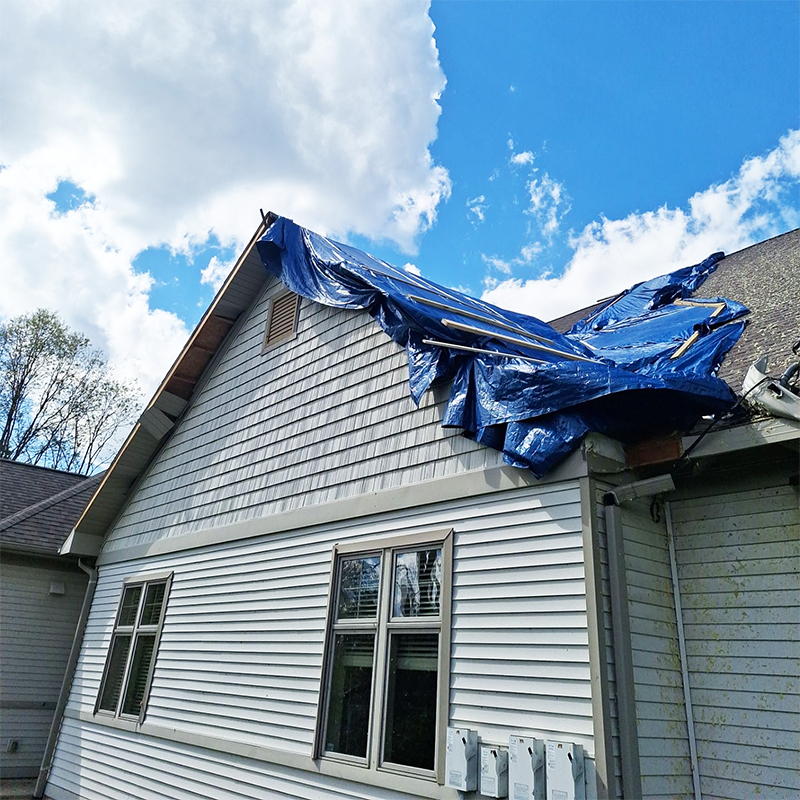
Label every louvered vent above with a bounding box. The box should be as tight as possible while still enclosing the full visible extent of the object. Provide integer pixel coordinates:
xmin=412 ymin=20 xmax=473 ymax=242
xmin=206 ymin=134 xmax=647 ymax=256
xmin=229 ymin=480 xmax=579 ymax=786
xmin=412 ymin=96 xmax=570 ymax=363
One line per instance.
xmin=264 ymin=291 xmax=299 ymax=348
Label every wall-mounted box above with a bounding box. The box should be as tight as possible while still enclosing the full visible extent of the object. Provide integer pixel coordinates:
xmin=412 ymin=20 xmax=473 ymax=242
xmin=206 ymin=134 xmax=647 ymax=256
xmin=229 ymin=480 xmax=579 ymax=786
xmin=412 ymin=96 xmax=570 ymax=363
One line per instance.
xmin=445 ymin=727 xmax=478 ymax=792
xmin=509 ymin=736 xmax=545 ymax=800
xmin=480 ymin=744 xmax=509 ymax=798
xmin=545 ymin=740 xmax=584 ymax=800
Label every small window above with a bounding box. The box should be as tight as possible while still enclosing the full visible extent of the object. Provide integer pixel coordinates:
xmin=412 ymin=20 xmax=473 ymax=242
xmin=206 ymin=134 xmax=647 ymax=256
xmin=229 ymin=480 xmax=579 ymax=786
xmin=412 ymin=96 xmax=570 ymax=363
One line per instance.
xmin=317 ymin=532 xmax=452 ymax=783
xmin=95 ymin=573 xmax=172 ymax=721
xmin=263 ymin=290 xmax=300 ymax=350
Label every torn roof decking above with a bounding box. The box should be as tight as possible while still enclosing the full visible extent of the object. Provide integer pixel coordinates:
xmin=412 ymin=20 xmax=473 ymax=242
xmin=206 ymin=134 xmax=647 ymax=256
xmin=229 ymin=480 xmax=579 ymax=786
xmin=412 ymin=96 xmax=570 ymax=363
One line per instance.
xmin=68 ymin=219 xmax=799 ymax=551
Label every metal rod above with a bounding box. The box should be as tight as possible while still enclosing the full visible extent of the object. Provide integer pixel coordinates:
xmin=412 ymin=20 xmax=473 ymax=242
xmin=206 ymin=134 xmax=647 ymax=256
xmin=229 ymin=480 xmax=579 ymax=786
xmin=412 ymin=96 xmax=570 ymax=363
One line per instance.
xmin=422 ymin=338 xmax=545 ymax=363
xmin=441 ymin=319 xmax=598 ymax=363
xmin=665 ymin=501 xmax=703 ymax=800
xmin=408 ymin=294 xmax=554 ymax=344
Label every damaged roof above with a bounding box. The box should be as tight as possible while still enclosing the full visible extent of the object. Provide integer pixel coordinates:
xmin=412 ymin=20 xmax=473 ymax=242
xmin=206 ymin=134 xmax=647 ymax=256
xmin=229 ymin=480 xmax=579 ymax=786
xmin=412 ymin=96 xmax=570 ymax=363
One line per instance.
xmin=65 ymin=217 xmax=799 ymax=554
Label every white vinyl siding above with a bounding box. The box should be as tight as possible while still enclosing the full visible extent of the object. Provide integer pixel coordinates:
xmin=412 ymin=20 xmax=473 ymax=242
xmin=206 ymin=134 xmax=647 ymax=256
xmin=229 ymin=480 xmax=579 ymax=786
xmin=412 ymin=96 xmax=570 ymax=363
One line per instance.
xmin=0 ymin=559 xmax=87 ymax=777
xmin=102 ymin=280 xmax=504 ymax=554
xmin=48 ymin=480 xmax=595 ymax=800
xmin=670 ymin=478 xmax=800 ymax=800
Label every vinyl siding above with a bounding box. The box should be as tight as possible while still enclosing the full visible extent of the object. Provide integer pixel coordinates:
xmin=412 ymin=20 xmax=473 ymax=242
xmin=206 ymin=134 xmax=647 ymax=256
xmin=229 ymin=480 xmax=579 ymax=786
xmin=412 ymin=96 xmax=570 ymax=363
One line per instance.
xmin=102 ymin=279 xmax=504 ymax=554
xmin=48 ymin=480 xmax=596 ymax=800
xmin=0 ymin=558 xmax=87 ymax=777
xmin=670 ymin=470 xmax=800 ymax=800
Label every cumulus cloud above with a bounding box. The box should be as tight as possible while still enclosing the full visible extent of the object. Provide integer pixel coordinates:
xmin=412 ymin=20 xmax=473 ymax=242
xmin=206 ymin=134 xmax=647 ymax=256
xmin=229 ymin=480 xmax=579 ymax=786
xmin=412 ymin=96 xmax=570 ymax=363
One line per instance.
xmin=0 ymin=0 xmax=449 ymax=395
xmin=510 ymin=151 xmax=535 ymax=167
xmin=483 ymin=129 xmax=800 ymax=321
xmin=526 ymin=173 xmax=571 ymax=239
xmin=404 ymin=263 xmax=422 ymax=276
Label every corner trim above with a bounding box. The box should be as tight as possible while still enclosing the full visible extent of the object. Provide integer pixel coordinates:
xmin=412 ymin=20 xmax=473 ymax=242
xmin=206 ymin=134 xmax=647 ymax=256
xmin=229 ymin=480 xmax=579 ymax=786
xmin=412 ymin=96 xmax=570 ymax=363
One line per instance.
xmin=580 ymin=476 xmax=615 ymax=799
xmin=97 ymin=453 xmax=588 ymax=565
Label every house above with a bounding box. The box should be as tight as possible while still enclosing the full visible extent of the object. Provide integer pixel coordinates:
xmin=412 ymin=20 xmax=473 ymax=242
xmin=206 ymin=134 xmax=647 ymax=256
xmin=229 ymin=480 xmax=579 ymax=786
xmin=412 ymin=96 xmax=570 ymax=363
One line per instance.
xmin=0 ymin=460 xmax=102 ymax=780
xmin=39 ymin=216 xmax=798 ymax=800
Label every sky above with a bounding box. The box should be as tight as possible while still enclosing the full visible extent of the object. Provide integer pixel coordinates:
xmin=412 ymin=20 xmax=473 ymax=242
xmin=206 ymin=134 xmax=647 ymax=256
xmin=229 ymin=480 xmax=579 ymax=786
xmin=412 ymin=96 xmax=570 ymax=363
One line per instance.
xmin=1 ymin=0 xmax=798 ymax=403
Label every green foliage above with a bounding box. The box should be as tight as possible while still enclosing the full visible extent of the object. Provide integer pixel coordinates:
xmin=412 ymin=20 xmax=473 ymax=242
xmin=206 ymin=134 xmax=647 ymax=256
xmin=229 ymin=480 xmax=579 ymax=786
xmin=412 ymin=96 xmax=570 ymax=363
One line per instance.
xmin=0 ymin=309 xmax=141 ymax=474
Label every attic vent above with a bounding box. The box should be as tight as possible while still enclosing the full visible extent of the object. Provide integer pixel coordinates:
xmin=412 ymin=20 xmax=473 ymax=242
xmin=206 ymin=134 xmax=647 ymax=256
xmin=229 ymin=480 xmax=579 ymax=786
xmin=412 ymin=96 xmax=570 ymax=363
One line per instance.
xmin=264 ymin=291 xmax=300 ymax=350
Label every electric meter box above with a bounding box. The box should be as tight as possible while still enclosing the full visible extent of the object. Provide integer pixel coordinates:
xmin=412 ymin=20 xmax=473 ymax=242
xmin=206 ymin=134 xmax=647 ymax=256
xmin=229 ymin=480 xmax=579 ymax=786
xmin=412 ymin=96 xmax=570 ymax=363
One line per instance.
xmin=508 ymin=736 xmax=545 ymax=800
xmin=545 ymin=740 xmax=585 ymax=800
xmin=480 ymin=744 xmax=509 ymax=798
xmin=445 ymin=727 xmax=478 ymax=792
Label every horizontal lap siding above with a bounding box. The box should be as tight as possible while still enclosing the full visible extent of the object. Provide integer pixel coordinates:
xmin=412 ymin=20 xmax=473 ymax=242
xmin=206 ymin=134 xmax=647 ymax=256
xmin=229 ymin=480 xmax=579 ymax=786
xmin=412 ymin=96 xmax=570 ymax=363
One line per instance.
xmin=51 ymin=481 xmax=592 ymax=799
xmin=103 ymin=282 xmax=503 ymax=553
xmin=0 ymin=561 xmax=87 ymax=776
xmin=621 ymin=499 xmax=694 ymax=800
xmin=671 ymin=481 xmax=800 ymax=800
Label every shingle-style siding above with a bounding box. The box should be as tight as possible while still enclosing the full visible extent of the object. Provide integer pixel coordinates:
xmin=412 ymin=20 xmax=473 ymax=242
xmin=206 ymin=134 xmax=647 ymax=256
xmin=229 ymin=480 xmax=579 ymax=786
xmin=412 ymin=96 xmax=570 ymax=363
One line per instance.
xmin=102 ymin=278 xmax=505 ymax=554
xmin=670 ymin=458 xmax=800 ymax=800
xmin=0 ymin=556 xmax=88 ymax=777
xmin=620 ymin=498 xmax=694 ymax=800
xmin=50 ymin=480 xmax=596 ymax=800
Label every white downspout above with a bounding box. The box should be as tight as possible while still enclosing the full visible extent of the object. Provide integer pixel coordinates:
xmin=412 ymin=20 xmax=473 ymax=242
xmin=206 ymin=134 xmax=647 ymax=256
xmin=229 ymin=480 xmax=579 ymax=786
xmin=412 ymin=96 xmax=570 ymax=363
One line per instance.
xmin=665 ymin=502 xmax=702 ymax=800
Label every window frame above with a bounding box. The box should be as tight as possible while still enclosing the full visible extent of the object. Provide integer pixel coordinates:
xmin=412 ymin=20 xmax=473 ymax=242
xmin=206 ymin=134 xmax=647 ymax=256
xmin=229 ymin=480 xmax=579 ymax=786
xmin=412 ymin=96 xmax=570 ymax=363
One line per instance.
xmin=94 ymin=570 xmax=173 ymax=724
xmin=314 ymin=529 xmax=453 ymax=786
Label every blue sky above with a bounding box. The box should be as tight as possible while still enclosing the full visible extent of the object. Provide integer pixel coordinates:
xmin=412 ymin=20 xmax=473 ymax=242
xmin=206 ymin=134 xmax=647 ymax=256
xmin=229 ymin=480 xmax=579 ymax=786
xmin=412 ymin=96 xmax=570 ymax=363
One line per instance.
xmin=2 ymin=0 xmax=798 ymax=396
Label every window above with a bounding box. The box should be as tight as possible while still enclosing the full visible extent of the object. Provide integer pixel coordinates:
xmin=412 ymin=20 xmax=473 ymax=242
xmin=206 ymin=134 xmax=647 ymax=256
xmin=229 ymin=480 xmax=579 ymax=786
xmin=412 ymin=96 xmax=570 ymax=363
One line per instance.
xmin=95 ymin=572 xmax=172 ymax=721
xmin=263 ymin=290 xmax=300 ymax=350
xmin=317 ymin=531 xmax=453 ymax=783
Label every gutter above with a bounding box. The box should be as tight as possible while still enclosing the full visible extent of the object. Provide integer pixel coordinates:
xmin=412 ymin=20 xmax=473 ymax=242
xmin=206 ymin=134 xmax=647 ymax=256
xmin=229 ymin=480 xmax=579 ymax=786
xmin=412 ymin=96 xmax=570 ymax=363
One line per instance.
xmin=34 ymin=558 xmax=98 ymax=799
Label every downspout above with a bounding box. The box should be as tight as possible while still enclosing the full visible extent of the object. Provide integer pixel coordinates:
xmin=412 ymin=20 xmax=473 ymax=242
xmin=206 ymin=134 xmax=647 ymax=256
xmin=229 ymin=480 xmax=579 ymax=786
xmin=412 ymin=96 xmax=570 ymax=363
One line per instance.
xmin=602 ymin=473 xmax=675 ymax=800
xmin=665 ymin=502 xmax=702 ymax=800
xmin=602 ymin=495 xmax=643 ymax=800
xmin=34 ymin=558 xmax=98 ymax=799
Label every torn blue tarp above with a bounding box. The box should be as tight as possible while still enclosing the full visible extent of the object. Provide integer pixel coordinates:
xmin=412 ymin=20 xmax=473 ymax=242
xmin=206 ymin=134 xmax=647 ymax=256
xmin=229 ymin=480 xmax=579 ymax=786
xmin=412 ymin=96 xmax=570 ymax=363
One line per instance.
xmin=257 ymin=216 xmax=748 ymax=477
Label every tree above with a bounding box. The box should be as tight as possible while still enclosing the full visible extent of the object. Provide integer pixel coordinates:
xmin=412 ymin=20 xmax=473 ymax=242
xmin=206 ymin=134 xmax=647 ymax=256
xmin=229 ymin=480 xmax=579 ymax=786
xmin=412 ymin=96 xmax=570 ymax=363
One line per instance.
xmin=0 ymin=309 xmax=142 ymax=474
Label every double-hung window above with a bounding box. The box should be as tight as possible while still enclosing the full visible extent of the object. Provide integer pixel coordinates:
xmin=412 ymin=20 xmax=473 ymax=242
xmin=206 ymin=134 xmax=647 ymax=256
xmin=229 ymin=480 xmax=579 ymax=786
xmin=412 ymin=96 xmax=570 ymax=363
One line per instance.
xmin=317 ymin=530 xmax=453 ymax=783
xmin=95 ymin=572 xmax=172 ymax=722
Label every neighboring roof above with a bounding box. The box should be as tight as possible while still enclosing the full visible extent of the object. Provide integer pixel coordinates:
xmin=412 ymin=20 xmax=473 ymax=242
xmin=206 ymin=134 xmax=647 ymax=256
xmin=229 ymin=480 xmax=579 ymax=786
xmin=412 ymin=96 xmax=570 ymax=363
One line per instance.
xmin=0 ymin=460 xmax=102 ymax=556
xmin=65 ymin=217 xmax=799 ymax=556
xmin=549 ymin=228 xmax=800 ymax=390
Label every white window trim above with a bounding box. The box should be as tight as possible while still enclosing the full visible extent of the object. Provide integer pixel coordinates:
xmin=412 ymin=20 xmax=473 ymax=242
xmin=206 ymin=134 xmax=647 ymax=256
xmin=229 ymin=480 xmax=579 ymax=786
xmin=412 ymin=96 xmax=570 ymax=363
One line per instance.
xmin=314 ymin=529 xmax=454 ymax=786
xmin=94 ymin=572 xmax=173 ymax=724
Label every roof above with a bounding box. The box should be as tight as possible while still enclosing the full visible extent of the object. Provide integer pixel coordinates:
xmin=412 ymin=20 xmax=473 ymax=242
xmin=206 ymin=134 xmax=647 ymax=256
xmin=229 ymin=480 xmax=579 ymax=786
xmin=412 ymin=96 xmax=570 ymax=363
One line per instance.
xmin=65 ymin=218 xmax=799 ymax=556
xmin=0 ymin=460 xmax=103 ymax=556
xmin=549 ymin=228 xmax=800 ymax=391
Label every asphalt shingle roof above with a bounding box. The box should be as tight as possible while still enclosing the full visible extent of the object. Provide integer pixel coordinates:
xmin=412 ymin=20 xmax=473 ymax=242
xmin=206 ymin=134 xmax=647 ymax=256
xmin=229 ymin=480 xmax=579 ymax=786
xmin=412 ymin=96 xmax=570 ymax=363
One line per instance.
xmin=548 ymin=228 xmax=800 ymax=392
xmin=0 ymin=460 xmax=102 ymax=555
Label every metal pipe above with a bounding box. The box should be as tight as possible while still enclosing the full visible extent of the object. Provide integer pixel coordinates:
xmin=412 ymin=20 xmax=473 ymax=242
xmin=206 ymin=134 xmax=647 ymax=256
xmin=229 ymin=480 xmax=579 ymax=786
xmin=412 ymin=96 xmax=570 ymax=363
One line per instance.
xmin=665 ymin=502 xmax=703 ymax=800
xmin=421 ymin=338 xmax=545 ymax=363
xmin=408 ymin=293 xmax=555 ymax=344
xmin=34 ymin=558 xmax=98 ymax=798
xmin=602 ymin=496 xmax=643 ymax=800
xmin=441 ymin=319 xmax=598 ymax=363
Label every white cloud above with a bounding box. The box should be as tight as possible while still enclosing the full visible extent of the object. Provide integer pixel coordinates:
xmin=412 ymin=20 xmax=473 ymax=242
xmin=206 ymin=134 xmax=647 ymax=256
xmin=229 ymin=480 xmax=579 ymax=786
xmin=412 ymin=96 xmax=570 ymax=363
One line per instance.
xmin=510 ymin=151 xmax=534 ymax=166
xmin=481 ymin=254 xmax=513 ymax=276
xmin=0 ymin=0 xmax=449 ymax=397
xmin=526 ymin=173 xmax=571 ymax=239
xmin=200 ymin=255 xmax=236 ymax=292
xmin=483 ymin=129 xmax=800 ymax=321
xmin=467 ymin=194 xmax=488 ymax=224
xmin=404 ymin=263 xmax=421 ymax=276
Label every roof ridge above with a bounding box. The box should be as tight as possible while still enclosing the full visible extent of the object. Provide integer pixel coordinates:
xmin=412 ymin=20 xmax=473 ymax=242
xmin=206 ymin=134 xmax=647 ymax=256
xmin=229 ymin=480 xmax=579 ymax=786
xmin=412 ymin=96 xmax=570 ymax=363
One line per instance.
xmin=0 ymin=472 xmax=103 ymax=533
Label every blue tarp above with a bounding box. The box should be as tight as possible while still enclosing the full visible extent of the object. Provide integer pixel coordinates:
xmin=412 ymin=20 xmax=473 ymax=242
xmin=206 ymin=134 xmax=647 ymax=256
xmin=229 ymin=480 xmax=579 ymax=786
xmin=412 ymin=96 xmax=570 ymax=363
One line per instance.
xmin=257 ymin=217 xmax=748 ymax=476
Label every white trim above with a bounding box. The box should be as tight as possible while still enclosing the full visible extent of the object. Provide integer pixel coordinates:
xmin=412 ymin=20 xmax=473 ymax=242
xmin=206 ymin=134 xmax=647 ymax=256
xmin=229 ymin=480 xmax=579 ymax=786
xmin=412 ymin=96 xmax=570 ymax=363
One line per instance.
xmin=682 ymin=416 xmax=800 ymax=458
xmin=64 ymin=709 xmax=458 ymax=799
xmin=97 ymin=454 xmax=587 ymax=565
